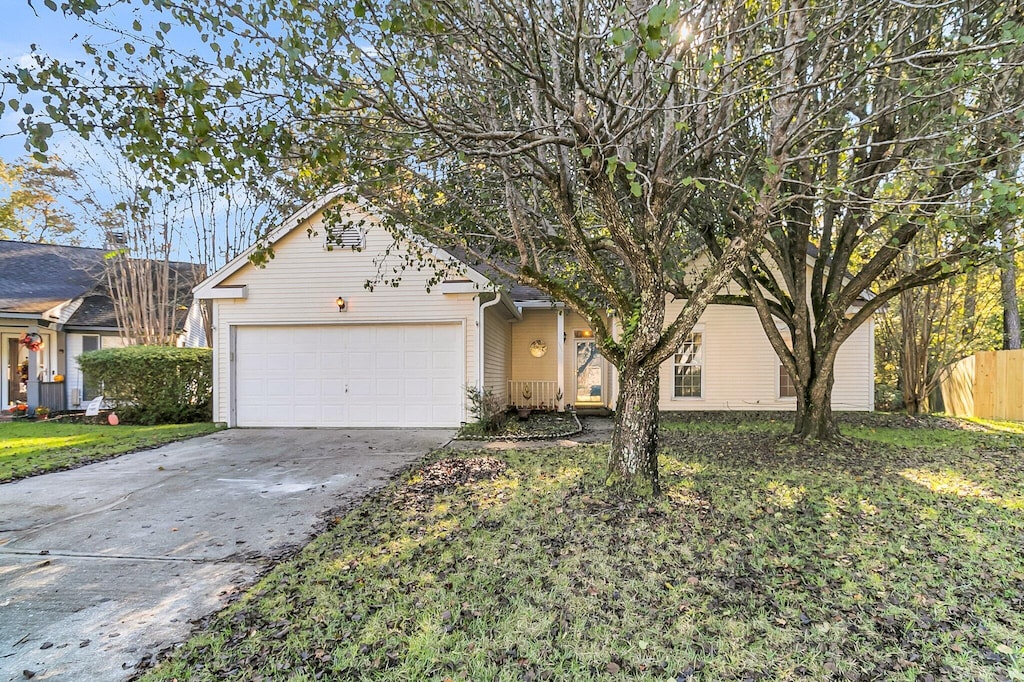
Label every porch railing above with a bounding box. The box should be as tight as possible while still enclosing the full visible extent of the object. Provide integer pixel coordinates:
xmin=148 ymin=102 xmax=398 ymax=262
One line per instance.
xmin=39 ymin=381 xmax=66 ymax=412
xmin=507 ymin=380 xmax=560 ymax=410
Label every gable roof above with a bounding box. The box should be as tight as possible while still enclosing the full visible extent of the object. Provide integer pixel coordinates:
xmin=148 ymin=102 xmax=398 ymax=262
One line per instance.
xmin=192 ymin=192 xmax=873 ymax=309
xmin=193 ymin=191 xmax=497 ymax=296
xmin=0 ymin=239 xmax=204 ymax=329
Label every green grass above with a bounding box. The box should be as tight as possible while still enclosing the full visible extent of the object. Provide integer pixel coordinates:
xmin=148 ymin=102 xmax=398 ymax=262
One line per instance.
xmin=0 ymin=421 xmax=221 ymax=482
xmin=143 ymin=416 xmax=1024 ymax=681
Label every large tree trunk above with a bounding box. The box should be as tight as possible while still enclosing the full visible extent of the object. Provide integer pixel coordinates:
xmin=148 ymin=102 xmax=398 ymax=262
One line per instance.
xmin=792 ymin=364 xmax=839 ymax=441
xmin=1001 ymin=235 xmax=1020 ymax=349
xmin=608 ymin=364 xmax=661 ymax=497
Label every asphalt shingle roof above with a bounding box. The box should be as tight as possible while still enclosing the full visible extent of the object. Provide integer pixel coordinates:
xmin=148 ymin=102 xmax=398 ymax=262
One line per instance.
xmin=0 ymin=240 xmax=106 ymax=314
xmin=0 ymin=240 xmax=204 ymax=328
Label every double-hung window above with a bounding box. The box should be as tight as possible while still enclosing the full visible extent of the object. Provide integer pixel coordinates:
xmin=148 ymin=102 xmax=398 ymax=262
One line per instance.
xmin=673 ymin=330 xmax=703 ymax=398
xmin=777 ymin=328 xmax=797 ymax=398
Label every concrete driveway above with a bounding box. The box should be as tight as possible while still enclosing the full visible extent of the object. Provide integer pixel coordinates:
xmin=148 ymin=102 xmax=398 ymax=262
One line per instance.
xmin=0 ymin=428 xmax=451 ymax=681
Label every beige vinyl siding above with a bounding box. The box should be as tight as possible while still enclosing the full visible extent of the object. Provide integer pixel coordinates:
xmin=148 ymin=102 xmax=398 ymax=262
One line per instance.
xmin=209 ymin=209 xmax=479 ymax=424
xmin=483 ymin=305 xmax=511 ymax=405
xmin=509 ymin=309 xmax=559 ymax=382
xmin=832 ymin=317 xmax=874 ymax=411
xmin=648 ymin=303 xmax=873 ymax=411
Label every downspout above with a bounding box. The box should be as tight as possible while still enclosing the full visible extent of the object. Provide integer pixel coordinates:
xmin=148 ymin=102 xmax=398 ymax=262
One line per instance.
xmin=477 ymin=292 xmax=503 ymax=394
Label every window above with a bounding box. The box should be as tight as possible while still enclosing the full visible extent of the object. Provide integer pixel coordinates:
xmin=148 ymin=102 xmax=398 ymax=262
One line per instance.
xmin=779 ymin=364 xmax=797 ymax=398
xmin=324 ymin=224 xmax=365 ymax=250
xmin=81 ymin=335 xmax=100 ymax=401
xmin=777 ymin=328 xmax=797 ymax=398
xmin=674 ymin=331 xmax=703 ymax=398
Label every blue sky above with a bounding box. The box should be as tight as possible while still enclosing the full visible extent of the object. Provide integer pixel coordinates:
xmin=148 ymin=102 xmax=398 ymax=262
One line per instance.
xmin=0 ymin=2 xmax=105 ymax=160
xmin=0 ymin=2 xmax=215 ymax=252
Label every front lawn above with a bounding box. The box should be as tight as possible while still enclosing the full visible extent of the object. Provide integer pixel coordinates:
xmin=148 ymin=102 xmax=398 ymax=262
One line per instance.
xmin=143 ymin=415 xmax=1024 ymax=681
xmin=0 ymin=421 xmax=221 ymax=482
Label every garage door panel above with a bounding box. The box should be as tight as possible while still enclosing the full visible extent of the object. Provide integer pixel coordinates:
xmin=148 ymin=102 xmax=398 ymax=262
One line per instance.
xmin=293 ymin=352 xmax=318 ymax=370
xmin=266 ymin=378 xmax=293 ymax=395
xmin=348 ymin=378 xmax=374 ymax=398
xmin=293 ymin=379 xmax=318 ymax=397
xmin=235 ymin=324 xmax=463 ymax=427
xmin=405 ymin=378 xmax=431 ymax=399
xmin=321 ymin=352 xmax=347 ymax=369
xmin=403 ymin=350 xmax=429 ymax=369
xmin=375 ymin=351 xmax=401 ymax=370
xmin=432 ymin=350 xmax=457 ymax=369
xmin=377 ymin=379 xmax=401 ymax=397
xmin=347 ymin=351 xmax=375 ymax=370
xmin=405 ymin=404 xmax=432 ymax=424
xmin=321 ymin=381 xmax=346 ymax=398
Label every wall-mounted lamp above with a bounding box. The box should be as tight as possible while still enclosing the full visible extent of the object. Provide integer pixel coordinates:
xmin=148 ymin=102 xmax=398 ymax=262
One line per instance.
xmin=336 ymin=296 xmax=348 ymax=312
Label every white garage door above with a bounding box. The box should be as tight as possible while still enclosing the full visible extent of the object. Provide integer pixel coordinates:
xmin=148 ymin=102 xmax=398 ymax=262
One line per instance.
xmin=233 ymin=324 xmax=463 ymax=427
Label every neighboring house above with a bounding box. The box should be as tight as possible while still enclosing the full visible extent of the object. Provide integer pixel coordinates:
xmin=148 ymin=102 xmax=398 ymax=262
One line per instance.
xmin=194 ymin=195 xmax=875 ymax=428
xmin=0 ymin=240 xmax=206 ymax=411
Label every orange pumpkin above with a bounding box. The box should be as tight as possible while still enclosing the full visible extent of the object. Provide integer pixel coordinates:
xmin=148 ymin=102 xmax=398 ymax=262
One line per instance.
xmin=53 ymin=375 xmax=64 ymax=382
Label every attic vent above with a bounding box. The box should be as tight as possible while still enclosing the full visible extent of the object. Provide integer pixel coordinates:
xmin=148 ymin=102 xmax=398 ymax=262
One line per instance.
xmin=106 ymin=231 xmax=128 ymax=246
xmin=324 ymin=225 xmax=365 ymax=250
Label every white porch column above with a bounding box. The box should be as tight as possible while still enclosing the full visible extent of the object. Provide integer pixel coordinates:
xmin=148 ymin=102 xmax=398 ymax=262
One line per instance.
xmin=556 ymin=309 xmax=565 ymax=410
xmin=26 ymin=325 xmax=39 ymax=412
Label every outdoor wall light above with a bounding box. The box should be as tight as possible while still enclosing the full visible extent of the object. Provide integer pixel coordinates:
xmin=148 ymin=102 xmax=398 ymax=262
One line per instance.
xmin=336 ymin=296 xmax=348 ymax=312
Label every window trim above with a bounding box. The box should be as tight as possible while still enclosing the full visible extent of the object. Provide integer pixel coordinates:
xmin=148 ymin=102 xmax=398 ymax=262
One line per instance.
xmin=775 ymin=327 xmax=797 ymax=400
xmin=672 ymin=326 xmax=705 ymax=400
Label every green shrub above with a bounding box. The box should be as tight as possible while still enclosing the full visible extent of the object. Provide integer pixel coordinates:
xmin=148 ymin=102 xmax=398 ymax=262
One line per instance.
xmin=465 ymin=386 xmax=506 ymax=434
xmin=79 ymin=346 xmax=212 ymax=424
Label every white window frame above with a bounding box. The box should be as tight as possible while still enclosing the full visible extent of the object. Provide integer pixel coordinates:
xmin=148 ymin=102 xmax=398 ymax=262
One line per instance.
xmin=775 ymin=327 xmax=797 ymax=400
xmin=324 ymin=224 xmax=366 ymax=250
xmin=672 ymin=326 xmax=705 ymax=400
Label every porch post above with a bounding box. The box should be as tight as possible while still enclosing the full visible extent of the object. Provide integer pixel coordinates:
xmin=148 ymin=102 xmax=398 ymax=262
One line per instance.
xmin=26 ymin=325 xmax=40 ymax=412
xmin=556 ymin=309 xmax=565 ymax=411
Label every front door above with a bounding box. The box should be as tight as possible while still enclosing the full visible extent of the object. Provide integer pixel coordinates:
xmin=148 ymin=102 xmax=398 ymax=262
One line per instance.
xmin=5 ymin=337 xmax=28 ymax=405
xmin=575 ymin=339 xmax=603 ymax=405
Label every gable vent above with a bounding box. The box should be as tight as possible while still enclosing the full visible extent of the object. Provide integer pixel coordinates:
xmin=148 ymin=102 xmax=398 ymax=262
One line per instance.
xmin=325 ymin=225 xmax=365 ymax=250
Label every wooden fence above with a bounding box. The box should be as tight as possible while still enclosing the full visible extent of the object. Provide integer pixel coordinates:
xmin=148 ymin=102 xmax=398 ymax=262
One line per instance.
xmin=940 ymin=350 xmax=1024 ymax=420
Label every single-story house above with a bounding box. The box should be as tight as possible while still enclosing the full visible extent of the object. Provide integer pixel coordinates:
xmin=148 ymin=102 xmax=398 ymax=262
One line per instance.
xmin=193 ymin=195 xmax=874 ymax=428
xmin=1 ymin=240 xmax=206 ymax=412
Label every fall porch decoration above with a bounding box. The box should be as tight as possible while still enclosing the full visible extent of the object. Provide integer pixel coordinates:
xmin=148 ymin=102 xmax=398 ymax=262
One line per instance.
xmin=19 ymin=332 xmax=44 ymax=352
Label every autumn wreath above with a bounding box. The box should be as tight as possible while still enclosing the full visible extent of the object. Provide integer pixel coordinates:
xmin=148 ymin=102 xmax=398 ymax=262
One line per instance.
xmin=19 ymin=332 xmax=44 ymax=352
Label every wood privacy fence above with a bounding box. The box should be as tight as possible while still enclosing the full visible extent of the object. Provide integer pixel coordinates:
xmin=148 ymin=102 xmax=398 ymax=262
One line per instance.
xmin=940 ymin=350 xmax=1024 ymax=420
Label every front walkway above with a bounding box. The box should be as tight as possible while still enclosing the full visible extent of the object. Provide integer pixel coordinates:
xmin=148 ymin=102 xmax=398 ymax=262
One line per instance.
xmin=0 ymin=428 xmax=451 ymax=681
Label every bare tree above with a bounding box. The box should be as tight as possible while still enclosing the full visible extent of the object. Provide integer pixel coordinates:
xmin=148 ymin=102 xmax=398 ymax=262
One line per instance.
xmin=181 ymin=174 xmax=295 ymax=345
xmin=70 ymin=146 xmax=200 ymax=346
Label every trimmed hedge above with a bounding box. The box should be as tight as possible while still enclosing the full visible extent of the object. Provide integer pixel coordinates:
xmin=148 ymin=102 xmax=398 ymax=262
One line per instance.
xmin=79 ymin=346 xmax=213 ymax=424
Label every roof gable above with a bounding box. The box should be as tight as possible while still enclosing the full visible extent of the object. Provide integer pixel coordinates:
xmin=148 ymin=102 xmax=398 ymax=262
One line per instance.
xmin=194 ymin=194 xmax=496 ymax=297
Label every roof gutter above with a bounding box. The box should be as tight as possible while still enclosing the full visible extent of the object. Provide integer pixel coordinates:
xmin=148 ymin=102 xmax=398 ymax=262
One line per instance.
xmin=477 ymin=293 xmax=504 ymax=394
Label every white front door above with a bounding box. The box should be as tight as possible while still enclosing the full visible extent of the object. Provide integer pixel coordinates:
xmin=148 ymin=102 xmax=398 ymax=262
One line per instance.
xmin=233 ymin=324 xmax=463 ymax=427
